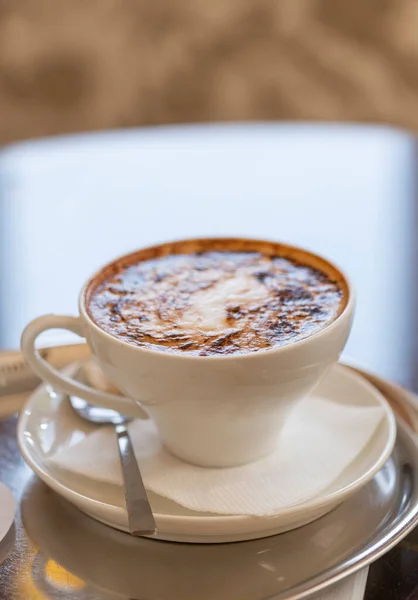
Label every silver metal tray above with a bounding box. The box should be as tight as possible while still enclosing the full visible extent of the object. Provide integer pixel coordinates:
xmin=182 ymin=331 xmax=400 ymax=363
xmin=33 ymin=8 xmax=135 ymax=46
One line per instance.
xmin=1 ymin=365 xmax=418 ymax=600
xmin=17 ymin=420 xmax=418 ymax=599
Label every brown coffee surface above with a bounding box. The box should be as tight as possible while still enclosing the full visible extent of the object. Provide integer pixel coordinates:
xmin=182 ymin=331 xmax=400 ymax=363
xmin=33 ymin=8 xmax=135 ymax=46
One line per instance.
xmin=87 ymin=247 xmax=345 ymax=356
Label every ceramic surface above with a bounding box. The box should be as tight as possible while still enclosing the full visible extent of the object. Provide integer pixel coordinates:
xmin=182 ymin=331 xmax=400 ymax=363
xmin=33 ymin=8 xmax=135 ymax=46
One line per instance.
xmin=17 ymin=361 xmax=395 ymax=543
xmin=20 ymin=238 xmax=355 ymax=467
xmin=0 ymin=483 xmax=15 ymax=547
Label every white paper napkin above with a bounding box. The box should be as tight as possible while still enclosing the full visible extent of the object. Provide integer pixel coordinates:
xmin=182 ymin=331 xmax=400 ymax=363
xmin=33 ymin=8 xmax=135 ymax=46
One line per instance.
xmin=49 ymin=395 xmax=384 ymax=516
xmin=312 ymin=568 xmax=369 ymax=600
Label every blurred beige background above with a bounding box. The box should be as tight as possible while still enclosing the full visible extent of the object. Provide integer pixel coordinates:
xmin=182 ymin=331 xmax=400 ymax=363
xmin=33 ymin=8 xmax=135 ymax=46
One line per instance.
xmin=1 ymin=0 xmax=418 ymax=145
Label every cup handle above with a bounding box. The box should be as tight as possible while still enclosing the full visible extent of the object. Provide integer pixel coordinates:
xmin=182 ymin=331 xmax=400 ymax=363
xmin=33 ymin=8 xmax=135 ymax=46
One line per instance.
xmin=21 ymin=314 xmax=148 ymax=419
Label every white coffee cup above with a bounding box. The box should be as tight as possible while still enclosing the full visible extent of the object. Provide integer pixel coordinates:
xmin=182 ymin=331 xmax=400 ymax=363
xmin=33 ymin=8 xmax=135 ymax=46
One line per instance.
xmin=21 ymin=238 xmax=354 ymax=467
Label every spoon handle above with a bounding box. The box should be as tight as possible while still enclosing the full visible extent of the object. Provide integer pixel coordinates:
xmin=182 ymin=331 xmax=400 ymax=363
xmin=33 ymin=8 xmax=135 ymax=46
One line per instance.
xmin=114 ymin=423 xmax=157 ymax=536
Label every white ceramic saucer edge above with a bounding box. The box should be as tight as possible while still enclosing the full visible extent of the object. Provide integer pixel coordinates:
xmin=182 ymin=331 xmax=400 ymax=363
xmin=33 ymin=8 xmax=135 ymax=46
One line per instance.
xmin=0 ymin=483 xmax=15 ymax=545
xmin=17 ymin=361 xmax=396 ymax=543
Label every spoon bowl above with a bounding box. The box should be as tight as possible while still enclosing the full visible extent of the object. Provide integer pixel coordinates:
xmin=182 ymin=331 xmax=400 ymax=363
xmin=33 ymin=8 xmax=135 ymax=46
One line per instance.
xmin=70 ymin=395 xmax=129 ymax=426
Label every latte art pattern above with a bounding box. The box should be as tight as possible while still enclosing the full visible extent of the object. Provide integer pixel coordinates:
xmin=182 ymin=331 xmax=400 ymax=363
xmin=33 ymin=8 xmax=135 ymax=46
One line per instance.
xmin=88 ymin=251 xmax=344 ymax=356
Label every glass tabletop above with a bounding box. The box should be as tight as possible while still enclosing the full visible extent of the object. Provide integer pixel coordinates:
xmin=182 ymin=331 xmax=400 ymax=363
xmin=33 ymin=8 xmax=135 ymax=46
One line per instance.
xmin=1 ymin=122 xmax=418 ymax=598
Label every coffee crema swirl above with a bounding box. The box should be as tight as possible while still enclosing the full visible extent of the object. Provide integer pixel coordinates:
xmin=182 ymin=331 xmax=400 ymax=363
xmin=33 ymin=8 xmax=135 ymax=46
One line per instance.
xmin=87 ymin=246 xmax=346 ymax=356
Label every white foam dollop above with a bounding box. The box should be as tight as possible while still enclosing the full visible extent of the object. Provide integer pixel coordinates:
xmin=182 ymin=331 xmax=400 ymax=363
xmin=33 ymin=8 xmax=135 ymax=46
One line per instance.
xmin=178 ymin=273 xmax=269 ymax=331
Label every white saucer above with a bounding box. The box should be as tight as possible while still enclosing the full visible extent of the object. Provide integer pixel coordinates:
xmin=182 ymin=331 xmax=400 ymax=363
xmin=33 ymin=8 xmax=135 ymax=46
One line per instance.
xmin=0 ymin=483 xmax=15 ymax=547
xmin=17 ymin=362 xmax=396 ymax=543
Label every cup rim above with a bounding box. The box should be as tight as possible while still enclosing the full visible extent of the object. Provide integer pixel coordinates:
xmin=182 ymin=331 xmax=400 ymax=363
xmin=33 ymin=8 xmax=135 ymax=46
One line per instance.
xmin=79 ymin=236 xmax=355 ymax=361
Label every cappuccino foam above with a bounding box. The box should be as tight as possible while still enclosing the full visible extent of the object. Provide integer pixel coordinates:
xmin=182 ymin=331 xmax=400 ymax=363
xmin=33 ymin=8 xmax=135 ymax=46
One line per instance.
xmin=87 ymin=250 xmax=345 ymax=356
